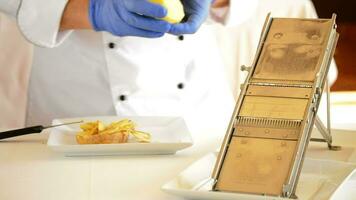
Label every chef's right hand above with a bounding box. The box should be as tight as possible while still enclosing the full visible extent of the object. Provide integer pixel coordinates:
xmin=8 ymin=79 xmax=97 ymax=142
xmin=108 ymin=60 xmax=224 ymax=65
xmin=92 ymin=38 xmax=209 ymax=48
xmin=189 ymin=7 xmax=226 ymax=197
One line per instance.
xmin=89 ymin=0 xmax=171 ymax=38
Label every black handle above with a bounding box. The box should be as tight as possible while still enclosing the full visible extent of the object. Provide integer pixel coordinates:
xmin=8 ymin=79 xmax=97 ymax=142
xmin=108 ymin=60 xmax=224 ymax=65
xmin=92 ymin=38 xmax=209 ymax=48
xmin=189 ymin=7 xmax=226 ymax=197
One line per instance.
xmin=0 ymin=126 xmax=44 ymax=140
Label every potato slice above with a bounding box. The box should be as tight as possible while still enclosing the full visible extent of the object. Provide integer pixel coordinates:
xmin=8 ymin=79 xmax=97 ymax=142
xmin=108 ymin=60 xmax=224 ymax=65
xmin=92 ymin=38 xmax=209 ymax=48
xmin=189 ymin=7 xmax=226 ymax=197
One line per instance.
xmin=76 ymin=119 xmax=151 ymax=144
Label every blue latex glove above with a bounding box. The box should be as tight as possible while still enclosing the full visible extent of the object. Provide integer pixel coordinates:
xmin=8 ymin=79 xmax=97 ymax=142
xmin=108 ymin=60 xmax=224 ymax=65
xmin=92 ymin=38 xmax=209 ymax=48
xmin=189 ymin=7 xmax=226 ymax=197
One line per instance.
xmin=89 ymin=0 xmax=172 ymax=38
xmin=169 ymin=0 xmax=213 ymax=35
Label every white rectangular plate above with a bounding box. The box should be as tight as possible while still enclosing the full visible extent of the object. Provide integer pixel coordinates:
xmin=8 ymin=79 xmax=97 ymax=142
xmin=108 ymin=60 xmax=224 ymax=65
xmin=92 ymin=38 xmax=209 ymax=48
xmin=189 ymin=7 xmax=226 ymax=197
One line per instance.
xmin=331 ymin=169 xmax=356 ymax=200
xmin=162 ymin=152 xmax=356 ymax=200
xmin=47 ymin=116 xmax=193 ymax=156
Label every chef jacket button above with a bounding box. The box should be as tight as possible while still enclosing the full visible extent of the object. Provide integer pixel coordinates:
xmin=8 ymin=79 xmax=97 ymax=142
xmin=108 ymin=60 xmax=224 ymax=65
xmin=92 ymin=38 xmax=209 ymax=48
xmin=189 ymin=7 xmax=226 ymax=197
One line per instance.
xmin=108 ymin=42 xmax=116 ymax=49
xmin=177 ymin=83 xmax=185 ymax=89
xmin=119 ymin=95 xmax=127 ymax=101
xmin=178 ymin=35 xmax=184 ymax=41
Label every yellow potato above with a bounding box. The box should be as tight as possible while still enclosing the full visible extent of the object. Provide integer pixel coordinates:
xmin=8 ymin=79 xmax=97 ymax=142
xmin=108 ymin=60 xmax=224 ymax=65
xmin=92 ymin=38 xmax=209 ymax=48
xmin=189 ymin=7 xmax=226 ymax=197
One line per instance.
xmin=149 ymin=0 xmax=185 ymax=24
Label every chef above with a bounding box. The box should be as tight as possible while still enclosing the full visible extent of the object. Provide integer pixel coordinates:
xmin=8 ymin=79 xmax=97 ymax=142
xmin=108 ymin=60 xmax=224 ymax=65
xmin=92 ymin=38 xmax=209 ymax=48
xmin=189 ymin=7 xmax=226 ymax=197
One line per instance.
xmin=0 ymin=0 xmax=235 ymax=132
xmin=0 ymin=0 xmax=337 ymax=132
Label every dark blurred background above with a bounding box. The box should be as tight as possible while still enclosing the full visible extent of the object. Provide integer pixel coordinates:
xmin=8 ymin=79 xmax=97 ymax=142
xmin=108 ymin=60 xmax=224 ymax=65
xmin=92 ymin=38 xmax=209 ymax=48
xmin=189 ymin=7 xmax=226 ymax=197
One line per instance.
xmin=312 ymin=0 xmax=356 ymax=91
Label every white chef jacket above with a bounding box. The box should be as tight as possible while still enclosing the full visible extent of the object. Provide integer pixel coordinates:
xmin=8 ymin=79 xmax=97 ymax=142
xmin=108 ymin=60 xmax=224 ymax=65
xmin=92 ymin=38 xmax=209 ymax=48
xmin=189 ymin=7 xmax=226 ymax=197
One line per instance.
xmin=0 ymin=0 xmax=338 ymax=131
xmin=0 ymin=0 xmax=235 ymax=134
xmin=0 ymin=12 xmax=32 ymax=129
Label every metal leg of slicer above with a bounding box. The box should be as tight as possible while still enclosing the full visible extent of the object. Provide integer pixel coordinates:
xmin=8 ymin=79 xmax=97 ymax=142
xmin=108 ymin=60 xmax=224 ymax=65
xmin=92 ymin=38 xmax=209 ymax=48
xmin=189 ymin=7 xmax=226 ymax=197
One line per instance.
xmin=311 ymin=79 xmax=341 ymax=151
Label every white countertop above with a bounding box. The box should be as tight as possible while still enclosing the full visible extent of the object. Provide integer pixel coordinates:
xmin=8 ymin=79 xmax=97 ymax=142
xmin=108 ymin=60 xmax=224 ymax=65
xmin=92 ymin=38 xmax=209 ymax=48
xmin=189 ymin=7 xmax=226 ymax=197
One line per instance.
xmin=0 ymin=127 xmax=355 ymax=200
xmin=0 ymin=126 xmax=227 ymax=200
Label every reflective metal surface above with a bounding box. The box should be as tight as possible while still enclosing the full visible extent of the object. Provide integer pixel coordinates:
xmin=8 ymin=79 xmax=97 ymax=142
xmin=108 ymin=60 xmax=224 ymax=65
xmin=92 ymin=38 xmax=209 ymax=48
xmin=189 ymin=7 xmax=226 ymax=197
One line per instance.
xmin=213 ymin=14 xmax=339 ymax=198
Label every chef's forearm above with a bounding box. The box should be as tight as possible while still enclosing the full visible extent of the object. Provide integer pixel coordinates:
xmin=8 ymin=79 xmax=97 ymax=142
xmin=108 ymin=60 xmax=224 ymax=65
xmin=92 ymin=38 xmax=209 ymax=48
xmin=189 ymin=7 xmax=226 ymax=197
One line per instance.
xmin=60 ymin=0 xmax=92 ymax=30
xmin=212 ymin=0 xmax=229 ymax=8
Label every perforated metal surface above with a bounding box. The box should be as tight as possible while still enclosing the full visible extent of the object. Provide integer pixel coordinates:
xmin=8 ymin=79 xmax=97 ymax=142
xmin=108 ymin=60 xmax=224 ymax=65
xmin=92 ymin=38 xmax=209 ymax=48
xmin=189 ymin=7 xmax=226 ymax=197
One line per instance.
xmin=215 ymin=137 xmax=297 ymax=195
xmin=213 ymin=15 xmax=339 ymax=198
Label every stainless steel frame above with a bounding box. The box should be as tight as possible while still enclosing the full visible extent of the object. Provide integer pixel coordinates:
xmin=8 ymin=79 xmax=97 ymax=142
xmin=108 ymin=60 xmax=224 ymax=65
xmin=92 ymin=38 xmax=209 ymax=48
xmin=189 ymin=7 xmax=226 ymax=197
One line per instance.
xmin=211 ymin=14 xmax=340 ymax=198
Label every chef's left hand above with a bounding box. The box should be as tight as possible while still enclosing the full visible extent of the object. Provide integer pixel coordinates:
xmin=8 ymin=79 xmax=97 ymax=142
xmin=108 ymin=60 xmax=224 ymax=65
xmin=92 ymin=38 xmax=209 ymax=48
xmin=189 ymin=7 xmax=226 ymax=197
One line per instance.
xmin=169 ymin=0 xmax=213 ymax=35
